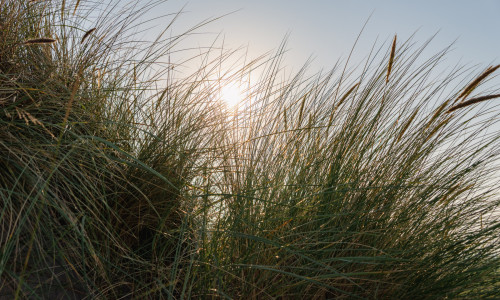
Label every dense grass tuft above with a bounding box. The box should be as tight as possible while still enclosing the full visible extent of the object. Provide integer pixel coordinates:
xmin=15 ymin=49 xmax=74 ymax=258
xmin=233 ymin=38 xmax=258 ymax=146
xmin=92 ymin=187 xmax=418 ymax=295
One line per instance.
xmin=1 ymin=1 xmax=499 ymax=299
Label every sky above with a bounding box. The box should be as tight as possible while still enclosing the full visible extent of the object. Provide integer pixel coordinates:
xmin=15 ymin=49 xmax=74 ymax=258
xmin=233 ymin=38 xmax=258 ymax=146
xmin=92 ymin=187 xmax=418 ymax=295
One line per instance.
xmin=153 ymin=0 xmax=500 ymax=75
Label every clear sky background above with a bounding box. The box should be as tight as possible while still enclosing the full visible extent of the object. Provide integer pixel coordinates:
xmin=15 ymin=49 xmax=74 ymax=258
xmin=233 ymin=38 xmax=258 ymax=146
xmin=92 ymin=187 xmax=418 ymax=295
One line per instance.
xmin=152 ymin=0 xmax=500 ymax=75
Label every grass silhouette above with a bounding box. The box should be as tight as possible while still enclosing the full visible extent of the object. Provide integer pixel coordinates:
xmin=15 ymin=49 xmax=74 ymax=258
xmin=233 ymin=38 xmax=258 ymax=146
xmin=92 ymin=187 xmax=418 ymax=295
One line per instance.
xmin=1 ymin=1 xmax=499 ymax=298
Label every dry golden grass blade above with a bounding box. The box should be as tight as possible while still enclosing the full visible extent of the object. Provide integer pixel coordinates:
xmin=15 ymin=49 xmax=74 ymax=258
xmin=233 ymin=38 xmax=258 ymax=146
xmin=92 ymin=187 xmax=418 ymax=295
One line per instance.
xmin=298 ymin=93 xmax=307 ymax=124
xmin=447 ymin=94 xmax=500 ymax=113
xmin=455 ymin=65 xmax=500 ymax=102
xmin=23 ymin=38 xmax=57 ymax=45
xmin=335 ymin=82 xmax=359 ymax=109
xmin=97 ymin=69 xmax=101 ymax=89
xmin=424 ymin=99 xmax=451 ymax=130
xmin=283 ymin=108 xmax=288 ymax=130
xmin=328 ymin=82 xmax=359 ymax=127
xmin=386 ymin=34 xmax=397 ymax=83
xmin=15 ymin=107 xmax=29 ymax=125
xmin=267 ymin=218 xmax=293 ymax=238
xmin=396 ymin=107 xmax=419 ymax=143
xmin=133 ymin=62 xmax=137 ymax=83
xmin=80 ymin=28 xmax=96 ymax=44
xmin=14 ymin=107 xmax=55 ymax=138
xmin=63 ymin=66 xmax=84 ymax=126
xmin=440 ymin=184 xmax=473 ymax=206
xmin=424 ymin=115 xmax=452 ymax=143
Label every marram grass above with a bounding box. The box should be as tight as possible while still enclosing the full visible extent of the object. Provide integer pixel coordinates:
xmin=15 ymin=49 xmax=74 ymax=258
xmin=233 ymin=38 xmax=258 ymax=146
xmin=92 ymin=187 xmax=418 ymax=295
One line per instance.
xmin=1 ymin=0 xmax=499 ymax=299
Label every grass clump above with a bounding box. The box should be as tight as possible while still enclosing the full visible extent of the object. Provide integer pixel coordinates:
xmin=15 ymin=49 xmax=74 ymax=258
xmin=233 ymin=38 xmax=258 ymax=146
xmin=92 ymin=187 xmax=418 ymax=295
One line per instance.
xmin=1 ymin=0 xmax=499 ymax=299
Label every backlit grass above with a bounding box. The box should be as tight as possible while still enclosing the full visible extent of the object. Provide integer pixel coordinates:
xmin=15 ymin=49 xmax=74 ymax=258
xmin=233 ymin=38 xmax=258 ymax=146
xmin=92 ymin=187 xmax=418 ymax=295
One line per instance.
xmin=1 ymin=1 xmax=499 ymax=299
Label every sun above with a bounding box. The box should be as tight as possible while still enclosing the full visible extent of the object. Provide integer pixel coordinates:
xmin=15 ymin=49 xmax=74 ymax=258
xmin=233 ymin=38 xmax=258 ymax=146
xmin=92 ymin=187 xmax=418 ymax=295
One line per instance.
xmin=220 ymin=81 xmax=243 ymax=108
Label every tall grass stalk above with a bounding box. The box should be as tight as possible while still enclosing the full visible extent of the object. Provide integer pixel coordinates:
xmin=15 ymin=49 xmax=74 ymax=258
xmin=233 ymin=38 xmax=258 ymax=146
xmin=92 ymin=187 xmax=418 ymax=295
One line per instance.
xmin=1 ymin=1 xmax=499 ymax=299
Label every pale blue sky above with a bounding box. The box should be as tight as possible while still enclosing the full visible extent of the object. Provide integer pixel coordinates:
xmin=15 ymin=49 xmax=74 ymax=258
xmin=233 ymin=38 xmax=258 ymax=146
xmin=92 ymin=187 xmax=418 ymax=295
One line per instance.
xmin=153 ymin=0 xmax=500 ymax=73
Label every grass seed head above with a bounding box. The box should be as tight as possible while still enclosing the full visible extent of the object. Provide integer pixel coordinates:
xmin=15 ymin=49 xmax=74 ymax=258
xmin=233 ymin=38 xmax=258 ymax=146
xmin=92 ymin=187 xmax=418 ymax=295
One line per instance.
xmin=23 ymin=38 xmax=57 ymax=45
xmin=386 ymin=34 xmax=397 ymax=83
xmin=447 ymin=93 xmax=500 ymax=113
xmin=81 ymin=28 xmax=96 ymax=44
xmin=455 ymin=64 xmax=500 ymax=102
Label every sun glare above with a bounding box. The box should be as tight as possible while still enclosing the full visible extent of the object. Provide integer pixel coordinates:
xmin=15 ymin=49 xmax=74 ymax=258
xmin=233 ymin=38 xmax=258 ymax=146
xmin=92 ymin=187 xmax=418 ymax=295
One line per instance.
xmin=220 ymin=82 xmax=243 ymax=108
